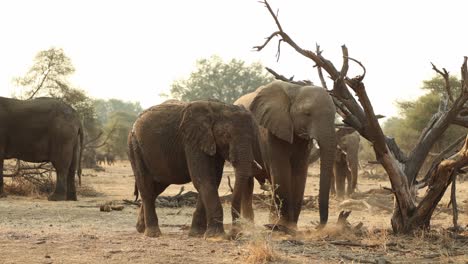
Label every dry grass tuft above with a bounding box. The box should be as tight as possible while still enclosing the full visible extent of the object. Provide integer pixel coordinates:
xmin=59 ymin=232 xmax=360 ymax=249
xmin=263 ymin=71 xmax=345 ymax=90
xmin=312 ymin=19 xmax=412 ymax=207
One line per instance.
xmin=4 ymin=176 xmax=54 ymax=196
xmin=77 ymin=184 xmax=103 ymax=197
xmin=243 ymin=237 xmax=278 ymax=264
xmin=301 ymin=223 xmax=359 ymax=242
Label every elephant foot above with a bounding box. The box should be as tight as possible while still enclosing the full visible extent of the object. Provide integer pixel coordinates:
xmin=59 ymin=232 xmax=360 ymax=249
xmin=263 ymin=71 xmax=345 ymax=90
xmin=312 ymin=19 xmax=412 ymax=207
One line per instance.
xmin=136 ymin=222 xmax=145 ymax=233
xmin=48 ymin=192 xmax=67 ymax=201
xmin=335 ymin=195 xmax=345 ymax=201
xmin=204 ymin=225 xmax=225 ymax=239
xmin=227 ymin=226 xmax=243 ymax=240
xmin=144 ymin=226 xmax=162 ymax=237
xmin=188 ymin=227 xmax=206 ymax=237
xmin=66 ymin=192 xmax=77 ymax=201
xmin=0 ymin=188 xmax=7 ymax=198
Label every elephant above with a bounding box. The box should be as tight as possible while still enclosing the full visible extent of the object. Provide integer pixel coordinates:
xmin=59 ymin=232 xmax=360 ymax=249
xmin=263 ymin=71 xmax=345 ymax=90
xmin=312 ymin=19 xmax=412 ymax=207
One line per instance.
xmin=234 ymin=80 xmax=337 ymax=229
xmin=95 ymin=153 xmax=106 ymax=165
xmin=128 ymin=99 xmax=260 ymax=238
xmin=0 ymin=97 xmax=83 ymax=200
xmin=309 ymin=129 xmax=360 ymax=198
xmin=105 ymin=153 xmax=115 ymax=165
xmin=333 ymin=131 xmax=360 ymax=197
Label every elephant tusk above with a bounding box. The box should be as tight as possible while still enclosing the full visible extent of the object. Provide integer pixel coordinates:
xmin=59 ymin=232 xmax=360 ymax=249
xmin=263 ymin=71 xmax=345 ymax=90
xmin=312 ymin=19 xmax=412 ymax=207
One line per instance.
xmin=253 ymin=160 xmax=263 ymax=170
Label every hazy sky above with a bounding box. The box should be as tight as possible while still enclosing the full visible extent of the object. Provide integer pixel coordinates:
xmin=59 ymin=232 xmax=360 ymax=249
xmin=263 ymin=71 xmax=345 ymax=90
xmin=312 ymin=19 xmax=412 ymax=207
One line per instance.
xmin=0 ymin=0 xmax=467 ymax=118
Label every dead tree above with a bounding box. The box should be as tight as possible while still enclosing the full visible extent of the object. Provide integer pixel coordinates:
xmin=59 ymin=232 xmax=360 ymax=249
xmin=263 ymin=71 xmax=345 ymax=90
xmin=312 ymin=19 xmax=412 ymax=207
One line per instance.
xmin=255 ymin=0 xmax=468 ymax=233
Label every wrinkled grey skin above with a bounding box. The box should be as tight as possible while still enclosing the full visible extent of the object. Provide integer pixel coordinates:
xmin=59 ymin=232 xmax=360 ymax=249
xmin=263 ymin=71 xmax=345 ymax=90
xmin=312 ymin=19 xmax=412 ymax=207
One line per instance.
xmin=310 ymin=129 xmax=361 ymax=198
xmin=128 ymin=100 xmax=259 ymax=238
xmin=0 ymin=97 xmax=83 ymax=200
xmin=235 ymin=80 xmax=336 ymax=229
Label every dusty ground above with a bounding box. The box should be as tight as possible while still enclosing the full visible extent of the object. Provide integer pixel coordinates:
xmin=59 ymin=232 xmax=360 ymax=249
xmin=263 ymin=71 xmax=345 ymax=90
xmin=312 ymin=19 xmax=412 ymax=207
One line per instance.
xmin=1 ymin=161 xmax=467 ymax=264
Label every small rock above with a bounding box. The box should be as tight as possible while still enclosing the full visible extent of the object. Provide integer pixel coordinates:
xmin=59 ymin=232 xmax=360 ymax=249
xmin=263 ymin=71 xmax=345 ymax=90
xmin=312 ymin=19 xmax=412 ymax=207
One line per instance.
xmin=100 ymin=205 xmax=111 ymax=212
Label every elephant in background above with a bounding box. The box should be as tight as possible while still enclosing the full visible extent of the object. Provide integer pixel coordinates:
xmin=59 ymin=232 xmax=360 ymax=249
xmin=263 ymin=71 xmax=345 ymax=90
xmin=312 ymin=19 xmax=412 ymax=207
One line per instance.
xmin=0 ymin=97 xmax=83 ymax=200
xmin=235 ymin=80 xmax=336 ymax=229
xmin=310 ymin=128 xmax=361 ymax=198
xmin=105 ymin=153 xmax=115 ymax=165
xmin=95 ymin=153 xmax=106 ymax=165
xmin=332 ymin=130 xmax=360 ymax=197
xmin=128 ymin=99 xmax=260 ymax=238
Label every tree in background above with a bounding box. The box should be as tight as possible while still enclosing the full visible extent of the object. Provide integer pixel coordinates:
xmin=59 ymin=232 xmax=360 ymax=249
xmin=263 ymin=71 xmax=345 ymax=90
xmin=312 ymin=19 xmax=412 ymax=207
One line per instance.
xmin=93 ymin=99 xmax=142 ymax=158
xmin=13 ymin=47 xmax=142 ymax=165
xmin=383 ymin=75 xmax=465 ymax=154
xmin=14 ymin=47 xmax=101 ymax=167
xmin=170 ymin=55 xmax=274 ymax=103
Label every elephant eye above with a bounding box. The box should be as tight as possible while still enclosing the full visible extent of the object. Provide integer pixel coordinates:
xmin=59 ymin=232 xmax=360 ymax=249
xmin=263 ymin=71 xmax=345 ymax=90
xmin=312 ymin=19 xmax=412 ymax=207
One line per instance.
xmin=304 ymin=112 xmax=311 ymax=117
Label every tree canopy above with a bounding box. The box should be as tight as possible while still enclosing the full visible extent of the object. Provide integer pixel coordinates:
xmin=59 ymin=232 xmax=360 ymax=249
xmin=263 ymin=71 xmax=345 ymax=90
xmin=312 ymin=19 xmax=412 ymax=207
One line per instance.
xmin=93 ymin=99 xmax=142 ymax=158
xmin=170 ymin=55 xmax=274 ymax=103
xmin=13 ymin=47 xmax=142 ymax=164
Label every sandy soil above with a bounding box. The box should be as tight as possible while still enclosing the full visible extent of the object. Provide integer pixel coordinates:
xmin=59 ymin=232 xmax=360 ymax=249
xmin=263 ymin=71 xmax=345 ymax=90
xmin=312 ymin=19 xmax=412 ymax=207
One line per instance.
xmin=1 ymin=161 xmax=467 ymax=264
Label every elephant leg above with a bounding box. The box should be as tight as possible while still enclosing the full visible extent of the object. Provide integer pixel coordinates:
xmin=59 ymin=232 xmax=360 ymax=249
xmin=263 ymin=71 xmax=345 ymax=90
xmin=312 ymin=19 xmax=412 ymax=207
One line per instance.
xmin=240 ymin=176 xmax=254 ymax=222
xmin=49 ymin=141 xmax=74 ymax=201
xmin=334 ymin=152 xmax=347 ymax=199
xmin=197 ymin=183 xmax=224 ymax=237
xmin=141 ymin=181 xmax=168 ymax=237
xmin=136 ymin=204 xmax=145 ymax=233
xmin=290 ymin=144 xmax=309 ymax=225
xmin=190 ymin=159 xmax=223 ymax=237
xmin=268 ymin=144 xmax=293 ymax=228
xmin=189 ymin=197 xmax=207 ymax=237
xmin=0 ymin=157 xmax=5 ymax=198
xmin=66 ymin=142 xmax=79 ymax=201
xmin=345 ymin=164 xmax=353 ymax=196
xmin=291 ymin=160 xmax=308 ymax=227
xmin=348 ymin=153 xmax=359 ymax=194
xmin=186 ymin=153 xmax=224 ymax=238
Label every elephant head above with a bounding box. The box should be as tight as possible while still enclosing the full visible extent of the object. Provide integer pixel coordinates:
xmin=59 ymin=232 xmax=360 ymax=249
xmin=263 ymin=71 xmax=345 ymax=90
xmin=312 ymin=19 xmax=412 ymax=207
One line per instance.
xmin=250 ymin=80 xmax=336 ymax=225
xmin=179 ymin=101 xmax=258 ymax=226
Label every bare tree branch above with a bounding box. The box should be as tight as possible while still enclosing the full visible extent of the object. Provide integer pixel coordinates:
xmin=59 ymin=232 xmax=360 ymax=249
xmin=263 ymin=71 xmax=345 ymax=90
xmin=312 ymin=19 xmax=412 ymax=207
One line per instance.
xmin=265 ymin=67 xmax=312 ymax=86
xmin=255 ymin=0 xmax=468 ymax=233
xmin=84 ymin=121 xmax=118 ymax=149
xmin=450 ymin=173 xmax=459 ymax=229
xmin=315 ymin=44 xmax=328 ymax=89
xmin=431 ymin=62 xmax=453 ymax=102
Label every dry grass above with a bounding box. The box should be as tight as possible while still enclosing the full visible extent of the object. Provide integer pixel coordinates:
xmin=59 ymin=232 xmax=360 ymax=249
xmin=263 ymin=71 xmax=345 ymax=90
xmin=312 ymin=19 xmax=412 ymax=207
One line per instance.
xmin=243 ymin=234 xmax=278 ymax=264
xmin=77 ymin=184 xmax=103 ymax=197
xmin=4 ymin=176 xmax=54 ymax=196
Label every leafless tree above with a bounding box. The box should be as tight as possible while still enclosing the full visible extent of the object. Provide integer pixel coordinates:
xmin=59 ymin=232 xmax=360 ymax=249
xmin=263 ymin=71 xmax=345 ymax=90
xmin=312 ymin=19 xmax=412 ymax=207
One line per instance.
xmin=255 ymin=0 xmax=467 ymax=233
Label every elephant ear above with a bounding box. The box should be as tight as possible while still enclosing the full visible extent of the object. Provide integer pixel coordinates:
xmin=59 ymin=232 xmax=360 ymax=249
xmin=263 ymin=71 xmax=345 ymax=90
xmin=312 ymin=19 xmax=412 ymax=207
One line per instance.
xmin=250 ymin=84 xmax=293 ymax=143
xmin=179 ymin=103 xmax=216 ymax=156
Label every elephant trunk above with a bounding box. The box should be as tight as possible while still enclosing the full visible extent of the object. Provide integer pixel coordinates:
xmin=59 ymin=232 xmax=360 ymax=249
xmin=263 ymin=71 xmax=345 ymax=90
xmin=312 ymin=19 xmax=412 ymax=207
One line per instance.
xmin=316 ymin=128 xmax=337 ymax=226
xmin=230 ymin=143 xmax=254 ymax=226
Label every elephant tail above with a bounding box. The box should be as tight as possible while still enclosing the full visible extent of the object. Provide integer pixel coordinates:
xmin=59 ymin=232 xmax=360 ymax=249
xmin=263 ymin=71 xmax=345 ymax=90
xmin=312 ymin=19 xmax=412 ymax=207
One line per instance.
xmin=134 ymin=182 xmax=139 ymax=202
xmin=77 ymin=126 xmax=84 ymax=186
xmin=128 ymin=132 xmax=146 ymax=202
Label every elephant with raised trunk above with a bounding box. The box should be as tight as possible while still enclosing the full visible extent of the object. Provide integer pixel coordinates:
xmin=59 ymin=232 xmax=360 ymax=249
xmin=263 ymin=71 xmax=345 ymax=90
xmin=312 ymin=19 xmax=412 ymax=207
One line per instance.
xmin=235 ymin=80 xmax=336 ymax=229
xmin=0 ymin=97 xmax=83 ymax=200
xmin=128 ymin=99 xmax=260 ymax=238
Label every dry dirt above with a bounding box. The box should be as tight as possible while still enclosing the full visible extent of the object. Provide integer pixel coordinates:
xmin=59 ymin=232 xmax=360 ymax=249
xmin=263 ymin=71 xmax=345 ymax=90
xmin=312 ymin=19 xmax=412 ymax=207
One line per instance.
xmin=1 ymin=161 xmax=468 ymax=264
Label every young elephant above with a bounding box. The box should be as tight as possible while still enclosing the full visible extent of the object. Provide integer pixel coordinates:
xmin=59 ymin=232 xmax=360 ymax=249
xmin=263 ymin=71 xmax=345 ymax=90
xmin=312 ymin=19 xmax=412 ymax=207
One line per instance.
xmin=128 ymin=100 xmax=259 ymax=238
